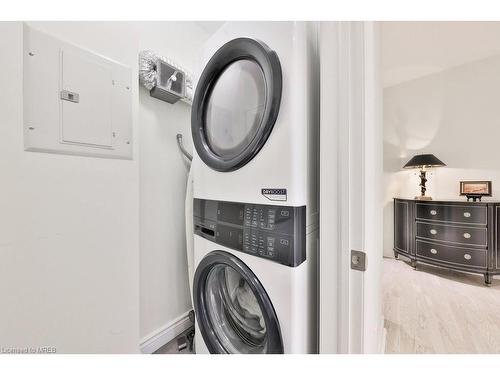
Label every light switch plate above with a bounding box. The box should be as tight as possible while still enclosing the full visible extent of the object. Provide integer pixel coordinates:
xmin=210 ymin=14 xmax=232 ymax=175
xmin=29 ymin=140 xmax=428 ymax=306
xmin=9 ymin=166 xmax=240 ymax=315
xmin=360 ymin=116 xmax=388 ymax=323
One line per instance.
xmin=351 ymin=250 xmax=366 ymax=271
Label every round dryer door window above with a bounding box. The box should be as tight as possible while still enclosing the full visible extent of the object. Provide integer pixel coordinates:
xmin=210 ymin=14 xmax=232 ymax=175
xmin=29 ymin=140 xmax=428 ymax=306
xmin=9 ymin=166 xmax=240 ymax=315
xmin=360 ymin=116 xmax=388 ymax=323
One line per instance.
xmin=191 ymin=38 xmax=282 ymax=172
xmin=194 ymin=251 xmax=284 ymax=354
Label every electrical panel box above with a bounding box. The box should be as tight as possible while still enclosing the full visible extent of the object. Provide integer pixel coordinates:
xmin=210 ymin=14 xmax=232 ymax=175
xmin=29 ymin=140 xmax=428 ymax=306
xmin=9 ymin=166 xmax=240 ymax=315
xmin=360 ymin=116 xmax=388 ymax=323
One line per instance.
xmin=23 ymin=24 xmax=133 ymax=159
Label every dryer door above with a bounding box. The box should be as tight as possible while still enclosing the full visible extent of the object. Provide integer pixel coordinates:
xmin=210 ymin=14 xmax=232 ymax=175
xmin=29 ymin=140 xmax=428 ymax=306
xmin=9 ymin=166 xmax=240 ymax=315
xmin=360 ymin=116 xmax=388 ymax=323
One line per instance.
xmin=193 ymin=251 xmax=284 ymax=354
xmin=191 ymin=38 xmax=282 ymax=172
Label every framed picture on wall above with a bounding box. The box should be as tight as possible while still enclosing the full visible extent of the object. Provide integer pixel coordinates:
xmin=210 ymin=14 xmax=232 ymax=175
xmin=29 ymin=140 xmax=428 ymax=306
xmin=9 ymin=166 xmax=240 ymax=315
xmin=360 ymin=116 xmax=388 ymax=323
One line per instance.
xmin=460 ymin=181 xmax=492 ymax=201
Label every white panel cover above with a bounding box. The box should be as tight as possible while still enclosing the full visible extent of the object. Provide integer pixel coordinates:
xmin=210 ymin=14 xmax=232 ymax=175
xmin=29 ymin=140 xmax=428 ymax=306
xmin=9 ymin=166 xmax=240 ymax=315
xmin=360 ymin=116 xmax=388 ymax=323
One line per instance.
xmin=61 ymin=51 xmax=113 ymax=147
xmin=23 ymin=23 xmax=133 ymax=159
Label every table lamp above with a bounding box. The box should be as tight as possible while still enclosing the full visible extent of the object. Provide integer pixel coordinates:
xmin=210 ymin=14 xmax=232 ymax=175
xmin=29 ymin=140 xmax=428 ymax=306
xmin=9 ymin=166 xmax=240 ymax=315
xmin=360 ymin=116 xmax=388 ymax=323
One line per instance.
xmin=403 ymin=154 xmax=446 ymax=200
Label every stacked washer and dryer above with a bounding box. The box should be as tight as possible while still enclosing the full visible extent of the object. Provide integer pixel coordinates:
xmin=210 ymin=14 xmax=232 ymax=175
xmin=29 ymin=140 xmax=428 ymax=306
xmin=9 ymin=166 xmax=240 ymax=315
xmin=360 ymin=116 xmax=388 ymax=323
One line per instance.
xmin=189 ymin=22 xmax=319 ymax=354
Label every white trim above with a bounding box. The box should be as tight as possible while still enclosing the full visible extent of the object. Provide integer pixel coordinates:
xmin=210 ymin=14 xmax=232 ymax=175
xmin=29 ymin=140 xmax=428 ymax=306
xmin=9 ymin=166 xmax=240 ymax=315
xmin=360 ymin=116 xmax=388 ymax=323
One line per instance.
xmin=319 ymin=21 xmax=363 ymax=354
xmin=319 ymin=21 xmax=384 ymax=354
xmin=140 ymin=312 xmax=193 ymax=354
xmin=319 ymin=21 xmax=341 ymax=354
xmin=361 ymin=21 xmax=385 ymax=354
xmin=379 ymin=318 xmax=387 ymax=354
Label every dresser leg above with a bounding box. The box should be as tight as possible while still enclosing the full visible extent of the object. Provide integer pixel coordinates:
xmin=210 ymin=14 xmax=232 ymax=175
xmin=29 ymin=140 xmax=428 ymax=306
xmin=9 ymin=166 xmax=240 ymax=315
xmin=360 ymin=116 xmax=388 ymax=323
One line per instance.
xmin=484 ymin=273 xmax=492 ymax=285
xmin=411 ymin=259 xmax=417 ymax=269
xmin=393 ymin=251 xmax=399 ymax=259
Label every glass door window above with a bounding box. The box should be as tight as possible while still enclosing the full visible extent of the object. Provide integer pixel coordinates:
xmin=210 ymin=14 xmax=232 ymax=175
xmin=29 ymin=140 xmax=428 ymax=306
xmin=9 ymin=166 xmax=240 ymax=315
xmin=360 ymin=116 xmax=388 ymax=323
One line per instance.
xmin=194 ymin=251 xmax=283 ymax=354
xmin=191 ymin=38 xmax=282 ymax=172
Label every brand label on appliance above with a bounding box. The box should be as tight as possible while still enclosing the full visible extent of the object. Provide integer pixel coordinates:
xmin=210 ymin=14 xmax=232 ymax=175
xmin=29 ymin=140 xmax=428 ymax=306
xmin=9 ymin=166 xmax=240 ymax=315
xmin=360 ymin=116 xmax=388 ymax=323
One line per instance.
xmin=261 ymin=188 xmax=287 ymax=202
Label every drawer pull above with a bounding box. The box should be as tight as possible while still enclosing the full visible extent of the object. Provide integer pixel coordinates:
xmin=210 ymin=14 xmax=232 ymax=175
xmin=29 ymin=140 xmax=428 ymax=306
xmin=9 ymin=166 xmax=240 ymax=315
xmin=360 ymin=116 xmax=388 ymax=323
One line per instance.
xmin=463 ymin=232 xmax=471 ymax=239
xmin=463 ymin=212 xmax=471 ymax=218
xmin=430 ymin=210 xmax=437 ymax=216
xmin=430 ymin=229 xmax=438 ymax=235
xmin=464 ymin=253 xmax=472 ymax=260
xmin=430 ymin=248 xmax=438 ymax=255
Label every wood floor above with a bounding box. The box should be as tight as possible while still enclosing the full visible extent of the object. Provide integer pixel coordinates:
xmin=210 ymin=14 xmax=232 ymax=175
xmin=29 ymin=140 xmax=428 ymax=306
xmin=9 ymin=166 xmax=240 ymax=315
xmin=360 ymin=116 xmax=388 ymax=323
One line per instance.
xmin=383 ymin=257 xmax=500 ymax=354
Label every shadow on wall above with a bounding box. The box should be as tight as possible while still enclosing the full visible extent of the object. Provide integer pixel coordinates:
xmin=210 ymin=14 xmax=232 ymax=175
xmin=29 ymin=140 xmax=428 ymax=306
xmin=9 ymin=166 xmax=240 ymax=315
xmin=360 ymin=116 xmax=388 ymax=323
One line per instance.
xmin=383 ymin=53 xmax=500 ymax=256
xmin=384 ymin=53 xmax=500 ymax=174
xmin=138 ymin=84 xmax=194 ymax=340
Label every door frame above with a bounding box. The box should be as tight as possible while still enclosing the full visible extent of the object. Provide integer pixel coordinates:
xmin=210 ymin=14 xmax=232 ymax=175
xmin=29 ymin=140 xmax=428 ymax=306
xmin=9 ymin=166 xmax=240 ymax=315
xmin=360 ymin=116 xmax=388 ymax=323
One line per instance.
xmin=319 ymin=21 xmax=384 ymax=354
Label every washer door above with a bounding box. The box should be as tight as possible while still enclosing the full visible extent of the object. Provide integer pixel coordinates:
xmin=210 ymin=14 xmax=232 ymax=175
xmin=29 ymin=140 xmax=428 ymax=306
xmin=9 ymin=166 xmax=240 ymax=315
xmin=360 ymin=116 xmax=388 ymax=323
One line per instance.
xmin=191 ymin=38 xmax=282 ymax=172
xmin=193 ymin=251 xmax=284 ymax=354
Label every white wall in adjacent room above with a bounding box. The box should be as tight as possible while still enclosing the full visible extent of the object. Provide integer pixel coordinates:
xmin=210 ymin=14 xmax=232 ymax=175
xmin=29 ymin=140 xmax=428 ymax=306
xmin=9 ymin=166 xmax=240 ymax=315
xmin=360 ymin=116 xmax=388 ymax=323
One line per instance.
xmin=0 ymin=21 xmax=210 ymax=353
xmin=383 ymin=53 xmax=500 ymax=257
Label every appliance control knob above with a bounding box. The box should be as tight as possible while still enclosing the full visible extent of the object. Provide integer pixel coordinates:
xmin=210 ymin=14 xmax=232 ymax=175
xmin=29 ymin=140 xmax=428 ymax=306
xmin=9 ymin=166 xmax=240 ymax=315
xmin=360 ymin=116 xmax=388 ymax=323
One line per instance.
xmin=430 ymin=248 xmax=438 ymax=255
xmin=464 ymin=253 xmax=472 ymax=260
xmin=430 ymin=229 xmax=437 ymax=235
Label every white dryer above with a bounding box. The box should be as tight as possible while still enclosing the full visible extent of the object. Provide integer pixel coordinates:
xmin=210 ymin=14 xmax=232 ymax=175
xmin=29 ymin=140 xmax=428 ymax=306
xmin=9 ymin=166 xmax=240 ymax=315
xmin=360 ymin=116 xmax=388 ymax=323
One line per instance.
xmin=191 ymin=22 xmax=319 ymax=354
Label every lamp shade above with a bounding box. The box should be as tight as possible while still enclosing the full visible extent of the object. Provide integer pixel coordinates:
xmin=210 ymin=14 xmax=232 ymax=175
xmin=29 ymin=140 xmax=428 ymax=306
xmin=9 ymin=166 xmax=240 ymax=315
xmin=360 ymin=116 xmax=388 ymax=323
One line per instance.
xmin=403 ymin=154 xmax=446 ymax=169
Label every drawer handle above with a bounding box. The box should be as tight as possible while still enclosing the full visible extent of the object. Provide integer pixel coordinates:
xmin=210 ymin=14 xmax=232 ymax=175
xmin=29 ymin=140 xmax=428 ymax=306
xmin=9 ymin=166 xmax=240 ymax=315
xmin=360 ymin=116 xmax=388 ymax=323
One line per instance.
xmin=463 ymin=232 xmax=471 ymax=239
xmin=463 ymin=212 xmax=471 ymax=218
xmin=430 ymin=229 xmax=438 ymax=235
xmin=430 ymin=248 xmax=438 ymax=254
xmin=430 ymin=210 xmax=437 ymax=216
xmin=464 ymin=253 xmax=472 ymax=260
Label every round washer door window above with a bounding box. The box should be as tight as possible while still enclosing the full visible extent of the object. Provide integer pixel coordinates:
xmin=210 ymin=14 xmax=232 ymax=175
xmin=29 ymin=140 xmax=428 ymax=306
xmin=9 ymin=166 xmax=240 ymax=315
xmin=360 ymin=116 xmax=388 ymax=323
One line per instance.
xmin=191 ymin=38 xmax=282 ymax=172
xmin=194 ymin=251 xmax=284 ymax=354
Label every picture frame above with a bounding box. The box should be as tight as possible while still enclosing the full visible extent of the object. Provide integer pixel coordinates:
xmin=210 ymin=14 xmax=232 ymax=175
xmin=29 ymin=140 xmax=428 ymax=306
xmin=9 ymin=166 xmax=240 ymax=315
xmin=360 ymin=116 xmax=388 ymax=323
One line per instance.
xmin=460 ymin=181 xmax=492 ymax=201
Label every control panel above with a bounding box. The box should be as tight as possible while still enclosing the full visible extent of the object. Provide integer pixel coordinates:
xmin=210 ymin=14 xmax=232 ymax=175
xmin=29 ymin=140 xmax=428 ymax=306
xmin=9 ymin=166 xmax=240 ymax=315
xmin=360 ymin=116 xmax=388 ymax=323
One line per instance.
xmin=193 ymin=199 xmax=306 ymax=267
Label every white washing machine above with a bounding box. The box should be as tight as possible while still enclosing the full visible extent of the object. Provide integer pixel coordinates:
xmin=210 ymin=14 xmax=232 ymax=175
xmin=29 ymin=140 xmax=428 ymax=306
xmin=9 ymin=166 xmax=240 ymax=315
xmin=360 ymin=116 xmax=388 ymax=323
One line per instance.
xmin=190 ymin=22 xmax=319 ymax=354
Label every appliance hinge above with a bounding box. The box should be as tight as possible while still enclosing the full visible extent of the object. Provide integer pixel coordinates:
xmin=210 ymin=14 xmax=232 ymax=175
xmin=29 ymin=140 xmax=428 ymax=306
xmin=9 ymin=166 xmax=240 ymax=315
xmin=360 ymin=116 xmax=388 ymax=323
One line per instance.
xmin=351 ymin=250 xmax=366 ymax=271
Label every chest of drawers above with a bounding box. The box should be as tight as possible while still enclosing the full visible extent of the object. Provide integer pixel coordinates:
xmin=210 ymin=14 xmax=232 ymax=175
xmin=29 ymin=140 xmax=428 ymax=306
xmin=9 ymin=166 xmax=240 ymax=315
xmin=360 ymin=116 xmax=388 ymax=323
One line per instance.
xmin=393 ymin=198 xmax=500 ymax=284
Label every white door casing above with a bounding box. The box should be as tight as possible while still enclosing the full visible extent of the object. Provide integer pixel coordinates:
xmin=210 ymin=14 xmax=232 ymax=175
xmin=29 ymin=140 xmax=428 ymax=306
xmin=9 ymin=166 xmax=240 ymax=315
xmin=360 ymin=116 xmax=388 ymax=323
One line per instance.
xmin=319 ymin=21 xmax=384 ymax=354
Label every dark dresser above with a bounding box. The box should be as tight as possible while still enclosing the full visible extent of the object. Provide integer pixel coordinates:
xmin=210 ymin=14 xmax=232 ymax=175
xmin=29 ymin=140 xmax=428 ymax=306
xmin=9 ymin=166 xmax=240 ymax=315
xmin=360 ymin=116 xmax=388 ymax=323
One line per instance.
xmin=393 ymin=198 xmax=500 ymax=284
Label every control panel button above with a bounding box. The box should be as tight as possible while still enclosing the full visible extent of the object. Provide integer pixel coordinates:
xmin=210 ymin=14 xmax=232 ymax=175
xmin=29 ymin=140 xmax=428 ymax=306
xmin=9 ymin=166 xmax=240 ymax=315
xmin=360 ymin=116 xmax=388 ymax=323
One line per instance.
xmin=195 ymin=198 xmax=306 ymax=267
xmin=280 ymin=210 xmax=290 ymax=217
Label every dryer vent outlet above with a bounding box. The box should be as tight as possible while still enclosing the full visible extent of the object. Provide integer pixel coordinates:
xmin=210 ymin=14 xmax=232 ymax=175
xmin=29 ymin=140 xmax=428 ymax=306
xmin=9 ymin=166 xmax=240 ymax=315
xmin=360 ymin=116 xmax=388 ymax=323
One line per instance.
xmin=150 ymin=60 xmax=185 ymax=104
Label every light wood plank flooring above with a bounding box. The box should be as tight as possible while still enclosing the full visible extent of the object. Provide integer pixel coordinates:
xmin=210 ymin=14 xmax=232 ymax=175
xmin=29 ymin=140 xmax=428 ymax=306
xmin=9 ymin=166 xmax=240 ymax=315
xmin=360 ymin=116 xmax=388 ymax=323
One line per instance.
xmin=383 ymin=257 xmax=500 ymax=354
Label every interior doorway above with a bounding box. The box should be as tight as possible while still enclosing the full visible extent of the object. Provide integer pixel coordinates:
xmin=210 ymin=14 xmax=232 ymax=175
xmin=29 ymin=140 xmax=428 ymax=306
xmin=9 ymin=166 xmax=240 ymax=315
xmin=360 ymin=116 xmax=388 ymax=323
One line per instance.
xmin=381 ymin=21 xmax=500 ymax=354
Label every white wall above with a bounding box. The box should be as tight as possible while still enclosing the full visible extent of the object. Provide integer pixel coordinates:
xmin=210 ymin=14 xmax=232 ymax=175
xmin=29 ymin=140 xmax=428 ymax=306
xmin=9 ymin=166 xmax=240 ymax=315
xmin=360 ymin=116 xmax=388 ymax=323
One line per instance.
xmin=0 ymin=21 xmax=209 ymax=353
xmin=0 ymin=22 xmax=140 ymax=353
xmin=381 ymin=22 xmax=500 ymax=88
xmin=138 ymin=23 xmax=209 ymax=341
xmin=383 ymin=53 xmax=500 ymax=256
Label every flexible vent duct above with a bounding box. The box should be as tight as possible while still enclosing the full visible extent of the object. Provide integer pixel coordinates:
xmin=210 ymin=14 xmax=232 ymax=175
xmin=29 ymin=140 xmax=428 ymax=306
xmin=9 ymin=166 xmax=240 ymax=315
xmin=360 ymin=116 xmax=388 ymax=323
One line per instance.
xmin=138 ymin=50 xmax=193 ymax=104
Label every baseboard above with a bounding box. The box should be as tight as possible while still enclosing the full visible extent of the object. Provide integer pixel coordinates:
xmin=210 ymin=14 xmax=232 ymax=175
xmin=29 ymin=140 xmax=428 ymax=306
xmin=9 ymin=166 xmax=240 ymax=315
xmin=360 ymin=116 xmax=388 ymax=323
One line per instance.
xmin=140 ymin=311 xmax=193 ymax=354
xmin=378 ymin=317 xmax=387 ymax=354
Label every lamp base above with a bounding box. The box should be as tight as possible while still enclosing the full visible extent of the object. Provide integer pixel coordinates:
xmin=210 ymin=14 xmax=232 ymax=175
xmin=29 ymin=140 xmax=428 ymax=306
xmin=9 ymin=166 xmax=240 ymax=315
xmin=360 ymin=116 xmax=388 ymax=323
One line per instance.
xmin=415 ymin=196 xmax=432 ymax=201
